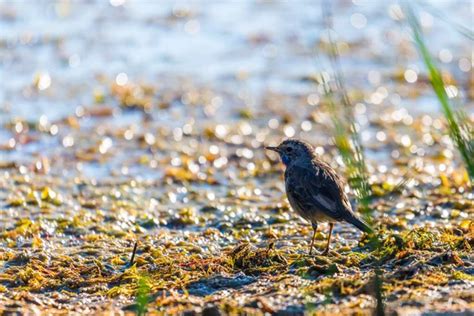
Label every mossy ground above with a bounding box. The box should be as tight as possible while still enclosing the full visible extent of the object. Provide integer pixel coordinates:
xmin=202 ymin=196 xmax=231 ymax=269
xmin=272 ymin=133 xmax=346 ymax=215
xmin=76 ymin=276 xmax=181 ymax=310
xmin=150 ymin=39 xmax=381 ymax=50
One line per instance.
xmin=0 ymin=77 xmax=472 ymax=314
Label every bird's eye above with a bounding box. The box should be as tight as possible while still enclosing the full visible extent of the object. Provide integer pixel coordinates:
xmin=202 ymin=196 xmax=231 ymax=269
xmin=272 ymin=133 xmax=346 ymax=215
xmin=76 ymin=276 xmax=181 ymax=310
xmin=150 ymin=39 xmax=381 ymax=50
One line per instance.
xmin=286 ymin=147 xmax=293 ymax=153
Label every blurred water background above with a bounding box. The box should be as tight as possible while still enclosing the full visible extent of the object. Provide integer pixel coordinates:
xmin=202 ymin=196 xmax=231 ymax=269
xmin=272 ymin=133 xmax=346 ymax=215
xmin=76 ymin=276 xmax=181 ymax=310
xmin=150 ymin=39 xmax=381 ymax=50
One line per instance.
xmin=0 ymin=0 xmax=471 ymax=120
xmin=0 ymin=0 xmax=472 ymax=178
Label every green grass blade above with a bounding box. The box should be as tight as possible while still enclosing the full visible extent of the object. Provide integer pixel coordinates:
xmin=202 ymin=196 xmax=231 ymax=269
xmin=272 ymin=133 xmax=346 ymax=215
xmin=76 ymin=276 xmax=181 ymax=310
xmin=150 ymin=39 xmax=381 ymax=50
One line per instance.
xmin=405 ymin=4 xmax=474 ymax=181
xmin=136 ymin=275 xmax=151 ymax=316
xmin=320 ymin=1 xmax=373 ymax=211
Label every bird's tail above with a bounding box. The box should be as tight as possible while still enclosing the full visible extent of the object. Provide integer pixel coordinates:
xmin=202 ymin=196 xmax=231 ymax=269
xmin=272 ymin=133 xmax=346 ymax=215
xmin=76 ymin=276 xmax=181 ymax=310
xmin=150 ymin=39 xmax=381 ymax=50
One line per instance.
xmin=345 ymin=214 xmax=373 ymax=234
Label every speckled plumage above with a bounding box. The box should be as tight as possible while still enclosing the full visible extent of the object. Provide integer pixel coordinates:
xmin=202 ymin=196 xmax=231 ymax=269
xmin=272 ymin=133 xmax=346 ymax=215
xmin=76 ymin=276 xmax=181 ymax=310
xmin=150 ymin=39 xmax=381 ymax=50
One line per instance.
xmin=266 ymin=139 xmax=372 ymax=255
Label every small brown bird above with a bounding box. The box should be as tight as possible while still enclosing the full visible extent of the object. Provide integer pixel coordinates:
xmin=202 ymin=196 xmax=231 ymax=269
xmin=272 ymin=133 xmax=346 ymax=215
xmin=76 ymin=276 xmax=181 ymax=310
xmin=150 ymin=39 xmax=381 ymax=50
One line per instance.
xmin=266 ymin=139 xmax=373 ymax=255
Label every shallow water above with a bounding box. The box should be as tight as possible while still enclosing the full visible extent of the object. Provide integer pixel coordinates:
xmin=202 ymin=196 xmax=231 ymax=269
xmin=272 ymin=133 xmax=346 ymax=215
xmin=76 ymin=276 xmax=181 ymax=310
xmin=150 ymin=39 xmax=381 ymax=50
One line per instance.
xmin=1 ymin=1 xmax=471 ymax=119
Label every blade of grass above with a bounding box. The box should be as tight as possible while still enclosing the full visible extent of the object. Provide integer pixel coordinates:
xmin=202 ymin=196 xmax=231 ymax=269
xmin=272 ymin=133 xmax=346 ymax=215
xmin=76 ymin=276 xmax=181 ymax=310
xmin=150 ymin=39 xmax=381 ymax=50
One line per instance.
xmin=320 ymin=0 xmax=373 ymax=212
xmin=136 ymin=275 xmax=151 ymax=316
xmin=455 ymin=111 xmax=474 ymax=144
xmin=129 ymin=240 xmax=138 ymax=267
xmin=404 ymin=3 xmax=474 ymax=181
xmin=374 ymin=267 xmax=385 ymax=316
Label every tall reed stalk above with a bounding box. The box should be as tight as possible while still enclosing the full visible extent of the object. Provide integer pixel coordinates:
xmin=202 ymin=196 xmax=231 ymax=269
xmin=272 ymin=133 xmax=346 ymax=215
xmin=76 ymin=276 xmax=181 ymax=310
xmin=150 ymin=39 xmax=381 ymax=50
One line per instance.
xmin=405 ymin=4 xmax=474 ymax=181
xmin=320 ymin=1 xmax=373 ymax=212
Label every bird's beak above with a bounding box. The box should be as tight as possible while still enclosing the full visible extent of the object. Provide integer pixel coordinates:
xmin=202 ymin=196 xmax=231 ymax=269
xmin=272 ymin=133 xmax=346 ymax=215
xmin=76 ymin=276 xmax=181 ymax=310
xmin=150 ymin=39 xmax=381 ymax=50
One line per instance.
xmin=265 ymin=146 xmax=280 ymax=153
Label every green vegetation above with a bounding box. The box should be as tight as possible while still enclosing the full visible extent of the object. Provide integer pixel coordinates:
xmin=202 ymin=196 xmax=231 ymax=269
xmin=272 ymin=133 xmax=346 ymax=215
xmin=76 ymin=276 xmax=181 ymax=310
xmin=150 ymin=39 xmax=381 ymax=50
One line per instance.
xmin=319 ymin=4 xmax=373 ymax=212
xmin=405 ymin=4 xmax=474 ymax=181
xmin=135 ymin=275 xmax=151 ymax=316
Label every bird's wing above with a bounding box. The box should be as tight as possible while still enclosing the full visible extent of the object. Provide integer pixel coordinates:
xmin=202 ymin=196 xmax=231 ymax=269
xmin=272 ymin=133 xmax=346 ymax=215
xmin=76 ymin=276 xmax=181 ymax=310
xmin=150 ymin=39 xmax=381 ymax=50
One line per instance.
xmin=287 ymin=162 xmax=353 ymax=221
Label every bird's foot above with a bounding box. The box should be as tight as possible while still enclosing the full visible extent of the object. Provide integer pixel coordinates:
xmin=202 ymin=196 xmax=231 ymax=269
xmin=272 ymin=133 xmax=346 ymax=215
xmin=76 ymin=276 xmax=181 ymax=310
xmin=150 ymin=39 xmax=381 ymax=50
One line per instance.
xmin=320 ymin=248 xmax=330 ymax=256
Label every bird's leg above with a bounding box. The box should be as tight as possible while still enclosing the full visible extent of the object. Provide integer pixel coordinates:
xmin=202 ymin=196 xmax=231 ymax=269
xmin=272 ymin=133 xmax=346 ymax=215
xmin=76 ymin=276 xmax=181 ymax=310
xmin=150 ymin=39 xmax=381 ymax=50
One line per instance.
xmin=321 ymin=223 xmax=334 ymax=255
xmin=309 ymin=223 xmax=318 ymax=255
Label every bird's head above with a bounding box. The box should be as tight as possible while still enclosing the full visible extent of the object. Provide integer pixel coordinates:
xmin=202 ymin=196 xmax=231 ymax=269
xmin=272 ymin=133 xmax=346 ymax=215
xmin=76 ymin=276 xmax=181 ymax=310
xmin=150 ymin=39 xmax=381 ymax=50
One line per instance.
xmin=265 ymin=139 xmax=315 ymax=166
